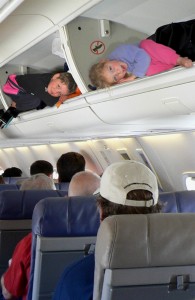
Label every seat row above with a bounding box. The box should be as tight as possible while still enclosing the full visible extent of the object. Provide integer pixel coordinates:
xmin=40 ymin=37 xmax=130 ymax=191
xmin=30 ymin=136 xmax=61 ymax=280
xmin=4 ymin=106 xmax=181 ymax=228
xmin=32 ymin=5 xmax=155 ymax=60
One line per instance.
xmin=0 ymin=182 xmax=69 ymax=191
xmin=0 ymin=189 xmax=67 ymax=278
xmin=0 ymin=189 xmax=195 ymax=299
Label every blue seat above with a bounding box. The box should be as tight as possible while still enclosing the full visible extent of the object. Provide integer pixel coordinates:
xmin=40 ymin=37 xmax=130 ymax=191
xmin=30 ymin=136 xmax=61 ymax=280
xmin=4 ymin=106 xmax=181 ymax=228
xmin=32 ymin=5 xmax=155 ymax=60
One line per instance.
xmin=0 ymin=189 xmax=67 ymax=278
xmin=0 ymin=189 xmax=67 ymax=219
xmin=175 ymin=190 xmax=195 ymax=212
xmin=28 ymin=195 xmax=100 ymax=300
xmin=0 ymin=184 xmax=19 ymax=191
xmin=55 ymin=182 xmax=69 ymax=191
xmin=159 ymin=190 xmax=195 ymax=213
xmin=159 ymin=192 xmax=178 ymax=212
xmin=3 ymin=177 xmax=29 ymax=184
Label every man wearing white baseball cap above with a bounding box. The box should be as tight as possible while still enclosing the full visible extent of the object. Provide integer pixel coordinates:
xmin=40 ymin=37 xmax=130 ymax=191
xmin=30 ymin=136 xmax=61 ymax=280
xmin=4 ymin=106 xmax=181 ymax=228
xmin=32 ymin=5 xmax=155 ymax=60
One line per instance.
xmin=53 ymin=161 xmax=162 ymax=300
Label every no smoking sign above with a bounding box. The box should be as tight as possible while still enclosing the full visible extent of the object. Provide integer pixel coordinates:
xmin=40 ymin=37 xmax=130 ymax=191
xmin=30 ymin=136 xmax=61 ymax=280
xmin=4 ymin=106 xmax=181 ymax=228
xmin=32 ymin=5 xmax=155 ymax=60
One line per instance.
xmin=90 ymin=41 xmax=105 ymax=55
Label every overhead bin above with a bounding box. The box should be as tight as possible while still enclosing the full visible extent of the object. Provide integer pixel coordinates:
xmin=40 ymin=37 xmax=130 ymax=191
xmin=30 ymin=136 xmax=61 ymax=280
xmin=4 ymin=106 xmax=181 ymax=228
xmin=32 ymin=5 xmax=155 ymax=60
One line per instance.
xmin=85 ymin=66 xmax=195 ymax=124
xmin=1 ymin=6 xmax=195 ymax=140
xmin=0 ymin=0 xmax=102 ymax=66
xmin=62 ymin=16 xmax=146 ymax=91
xmin=3 ymin=103 xmax=107 ymax=139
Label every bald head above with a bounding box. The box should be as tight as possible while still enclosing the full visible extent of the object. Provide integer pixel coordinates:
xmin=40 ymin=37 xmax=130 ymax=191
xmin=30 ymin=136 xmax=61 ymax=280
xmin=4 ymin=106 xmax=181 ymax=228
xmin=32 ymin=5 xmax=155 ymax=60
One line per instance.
xmin=68 ymin=171 xmax=100 ymax=197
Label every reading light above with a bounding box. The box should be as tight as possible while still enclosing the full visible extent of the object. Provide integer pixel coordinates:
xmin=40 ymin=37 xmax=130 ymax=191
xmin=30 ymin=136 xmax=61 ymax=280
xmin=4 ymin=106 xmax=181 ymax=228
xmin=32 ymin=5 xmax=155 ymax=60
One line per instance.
xmin=0 ymin=0 xmax=24 ymax=23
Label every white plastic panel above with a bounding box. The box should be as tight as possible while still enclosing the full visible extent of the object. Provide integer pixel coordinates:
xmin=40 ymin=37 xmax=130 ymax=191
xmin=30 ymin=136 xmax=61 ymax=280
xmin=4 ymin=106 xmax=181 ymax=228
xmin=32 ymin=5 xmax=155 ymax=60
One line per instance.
xmin=0 ymin=0 xmax=102 ymax=66
xmin=85 ymin=66 xmax=195 ymax=124
xmin=8 ymin=107 xmax=105 ymax=138
xmin=0 ymin=15 xmax=53 ymax=66
xmin=83 ymin=0 xmax=195 ymax=35
xmin=89 ymin=83 xmax=195 ymax=124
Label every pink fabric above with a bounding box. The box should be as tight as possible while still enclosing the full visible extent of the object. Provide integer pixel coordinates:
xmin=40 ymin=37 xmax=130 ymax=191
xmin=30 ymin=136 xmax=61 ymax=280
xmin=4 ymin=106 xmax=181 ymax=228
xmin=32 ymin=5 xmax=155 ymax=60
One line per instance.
xmin=3 ymin=74 xmax=19 ymax=95
xmin=140 ymin=39 xmax=180 ymax=76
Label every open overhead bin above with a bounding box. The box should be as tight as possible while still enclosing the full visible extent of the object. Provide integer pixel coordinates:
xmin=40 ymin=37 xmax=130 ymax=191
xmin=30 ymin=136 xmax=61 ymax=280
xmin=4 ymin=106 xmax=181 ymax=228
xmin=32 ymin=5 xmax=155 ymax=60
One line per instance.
xmin=0 ymin=0 xmax=102 ymax=66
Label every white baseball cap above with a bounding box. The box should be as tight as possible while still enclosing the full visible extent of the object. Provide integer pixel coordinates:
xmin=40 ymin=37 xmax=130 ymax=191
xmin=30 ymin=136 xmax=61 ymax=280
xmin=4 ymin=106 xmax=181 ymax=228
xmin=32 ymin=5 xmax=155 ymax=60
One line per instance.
xmin=98 ymin=161 xmax=158 ymax=207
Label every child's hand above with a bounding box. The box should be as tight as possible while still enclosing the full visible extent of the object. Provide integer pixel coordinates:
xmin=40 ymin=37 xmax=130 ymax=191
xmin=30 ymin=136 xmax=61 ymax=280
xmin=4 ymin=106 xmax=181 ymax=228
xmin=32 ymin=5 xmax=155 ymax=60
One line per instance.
xmin=177 ymin=56 xmax=193 ymax=68
xmin=119 ymin=74 xmax=137 ymax=83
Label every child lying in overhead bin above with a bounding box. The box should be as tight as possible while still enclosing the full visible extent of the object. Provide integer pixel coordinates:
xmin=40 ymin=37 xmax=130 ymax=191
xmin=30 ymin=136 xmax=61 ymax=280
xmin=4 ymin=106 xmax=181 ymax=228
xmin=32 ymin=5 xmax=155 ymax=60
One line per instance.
xmin=0 ymin=72 xmax=81 ymax=128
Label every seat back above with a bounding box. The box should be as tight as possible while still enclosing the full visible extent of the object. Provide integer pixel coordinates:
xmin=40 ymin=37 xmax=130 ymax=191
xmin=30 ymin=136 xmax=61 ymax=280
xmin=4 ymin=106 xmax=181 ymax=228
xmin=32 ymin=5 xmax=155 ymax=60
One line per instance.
xmin=94 ymin=213 xmax=195 ymax=300
xmin=0 ymin=189 xmax=67 ymax=277
xmin=0 ymin=184 xmax=19 ymax=191
xmin=3 ymin=176 xmax=29 ymax=184
xmin=55 ymin=182 xmax=69 ymax=191
xmin=160 ymin=190 xmax=195 ymax=212
xmin=29 ymin=195 xmax=100 ymax=300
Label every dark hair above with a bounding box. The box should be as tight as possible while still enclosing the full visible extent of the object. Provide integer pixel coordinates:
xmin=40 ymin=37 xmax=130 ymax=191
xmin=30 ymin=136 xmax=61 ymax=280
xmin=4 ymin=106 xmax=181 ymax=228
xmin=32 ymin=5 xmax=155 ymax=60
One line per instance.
xmin=2 ymin=167 xmax=22 ymax=177
xmin=57 ymin=152 xmax=85 ymax=182
xmin=30 ymin=160 xmax=53 ymax=176
xmin=58 ymin=73 xmax=77 ymax=94
xmin=97 ymin=190 xmax=162 ymax=221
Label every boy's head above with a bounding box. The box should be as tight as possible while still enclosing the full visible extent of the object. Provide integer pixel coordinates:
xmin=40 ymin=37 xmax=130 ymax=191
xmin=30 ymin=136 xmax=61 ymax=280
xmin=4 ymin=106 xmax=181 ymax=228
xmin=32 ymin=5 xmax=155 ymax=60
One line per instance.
xmin=2 ymin=167 xmax=22 ymax=177
xmin=30 ymin=160 xmax=53 ymax=177
xmin=57 ymin=152 xmax=86 ymax=183
xmin=47 ymin=72 xmax=77 ymax=97
xmin=89 ymin=60 xmax=128 ymax=88
xmin=96 ymin=161 xmax=161 ymax=221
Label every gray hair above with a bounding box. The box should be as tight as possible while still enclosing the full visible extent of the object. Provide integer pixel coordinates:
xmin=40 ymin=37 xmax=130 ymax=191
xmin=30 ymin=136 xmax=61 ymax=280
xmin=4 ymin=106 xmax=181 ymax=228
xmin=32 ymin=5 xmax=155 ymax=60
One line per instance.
xmin=20 ymin=173 xmax=56 ymax=190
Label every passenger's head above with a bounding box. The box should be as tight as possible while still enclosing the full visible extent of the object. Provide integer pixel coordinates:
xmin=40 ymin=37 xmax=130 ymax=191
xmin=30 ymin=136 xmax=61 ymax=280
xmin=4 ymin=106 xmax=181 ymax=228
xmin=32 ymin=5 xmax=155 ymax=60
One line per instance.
xmin=20 ymin=173 xmax=55 ymax=190
xmin=30 ymin=160 xmax=53 ymax=177
xmin=96 ymin=161 xmax=161 ymax=221
xmin=2 ymin=167 xmax=22 ymax=177
xmin=89 ymin=60 xmax=128 ymax=88
xmin=47 ymin=72 xmax=77 ymax=97
xmin=68 ymin=170 xmax=100 ymax=197
xmin=57 ymin=152 xmax=86 ymax=183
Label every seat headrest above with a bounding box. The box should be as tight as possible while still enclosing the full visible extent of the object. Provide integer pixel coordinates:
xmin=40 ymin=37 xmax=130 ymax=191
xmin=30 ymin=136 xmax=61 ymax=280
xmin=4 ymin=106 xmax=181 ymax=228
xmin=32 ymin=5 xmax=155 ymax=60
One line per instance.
xmin=32 ymin=196 xmax=100 ymax=237
xmin=0 ymin=190 xmax=67 ymax=219
xmin=95 ymin=213 xmax=195 ymax=269
xmin=55 ymin=182 xmax=69 ymax=191
xmin=175 ymin=190 xmax=195 ymax=212
xmin=3 ymin=177 xmax=28 ymax=184
xmin=0 ymin=184 xmax=19 ymax=191
xmin=160 ymin=190 xmax=195 ymax=213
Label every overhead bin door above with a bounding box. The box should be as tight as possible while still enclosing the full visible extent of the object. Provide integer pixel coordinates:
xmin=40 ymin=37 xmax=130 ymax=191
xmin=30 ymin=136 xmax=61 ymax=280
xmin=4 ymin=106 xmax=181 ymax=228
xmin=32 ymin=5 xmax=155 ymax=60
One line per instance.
xmin=85 ymin=67 xmax=195 ymax=124
xmin=62 ymin=16 xmax=147 ymax=92
xmin=0 ymin=0 xmax=102 ymax=66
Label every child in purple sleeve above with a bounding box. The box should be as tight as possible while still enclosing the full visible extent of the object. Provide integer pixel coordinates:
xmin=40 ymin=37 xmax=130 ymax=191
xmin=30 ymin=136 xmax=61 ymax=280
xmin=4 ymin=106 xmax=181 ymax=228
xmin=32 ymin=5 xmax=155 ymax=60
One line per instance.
xmin=89 ymin=39 xmax=193 ymax=89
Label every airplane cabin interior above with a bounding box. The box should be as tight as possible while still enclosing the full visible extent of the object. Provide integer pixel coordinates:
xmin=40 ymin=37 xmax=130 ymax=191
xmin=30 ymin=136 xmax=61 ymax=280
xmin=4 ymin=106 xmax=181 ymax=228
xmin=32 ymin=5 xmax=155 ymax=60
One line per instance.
xmin=0 ymin=1 xmax=195 ymax=299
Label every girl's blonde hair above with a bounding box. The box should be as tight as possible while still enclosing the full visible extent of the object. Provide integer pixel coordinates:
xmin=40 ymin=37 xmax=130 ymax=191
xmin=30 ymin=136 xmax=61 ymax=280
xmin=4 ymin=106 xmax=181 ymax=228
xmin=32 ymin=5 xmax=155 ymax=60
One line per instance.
xmin=89 ymin=61 xmax=111 ymax=89
xmin=89 ymin=61 xmax=130 ymax=89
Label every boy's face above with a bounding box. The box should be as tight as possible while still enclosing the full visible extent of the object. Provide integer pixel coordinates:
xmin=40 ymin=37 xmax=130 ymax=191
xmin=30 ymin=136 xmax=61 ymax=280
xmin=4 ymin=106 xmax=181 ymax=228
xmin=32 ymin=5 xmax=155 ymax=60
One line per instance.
xmin=102 ymin=60 xmax=127 ymax=85
xmin=47 ymin=74 xmax=69 ymax=97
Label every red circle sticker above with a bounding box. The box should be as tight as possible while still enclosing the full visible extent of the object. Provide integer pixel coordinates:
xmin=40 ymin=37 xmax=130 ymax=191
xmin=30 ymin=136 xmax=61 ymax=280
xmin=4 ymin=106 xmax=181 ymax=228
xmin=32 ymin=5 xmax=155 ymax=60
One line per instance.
xmin=90 ymin=40 xmax=105 ymax=55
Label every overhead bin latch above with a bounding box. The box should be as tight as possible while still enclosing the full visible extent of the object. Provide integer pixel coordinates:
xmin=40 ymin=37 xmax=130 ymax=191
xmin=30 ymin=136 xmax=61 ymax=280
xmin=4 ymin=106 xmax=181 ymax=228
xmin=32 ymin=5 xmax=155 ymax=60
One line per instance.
xmin=100 ymin=19 xmax=110 ymax=37
xmin=169 ymin=274 xmax=190 ymax=291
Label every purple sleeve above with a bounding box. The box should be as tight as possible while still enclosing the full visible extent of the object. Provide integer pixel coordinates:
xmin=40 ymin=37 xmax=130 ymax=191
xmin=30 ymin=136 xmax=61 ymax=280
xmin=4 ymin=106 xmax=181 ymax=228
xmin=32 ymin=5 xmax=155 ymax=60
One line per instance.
xmin=108 ymin=44 xmax=151 ymax=77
